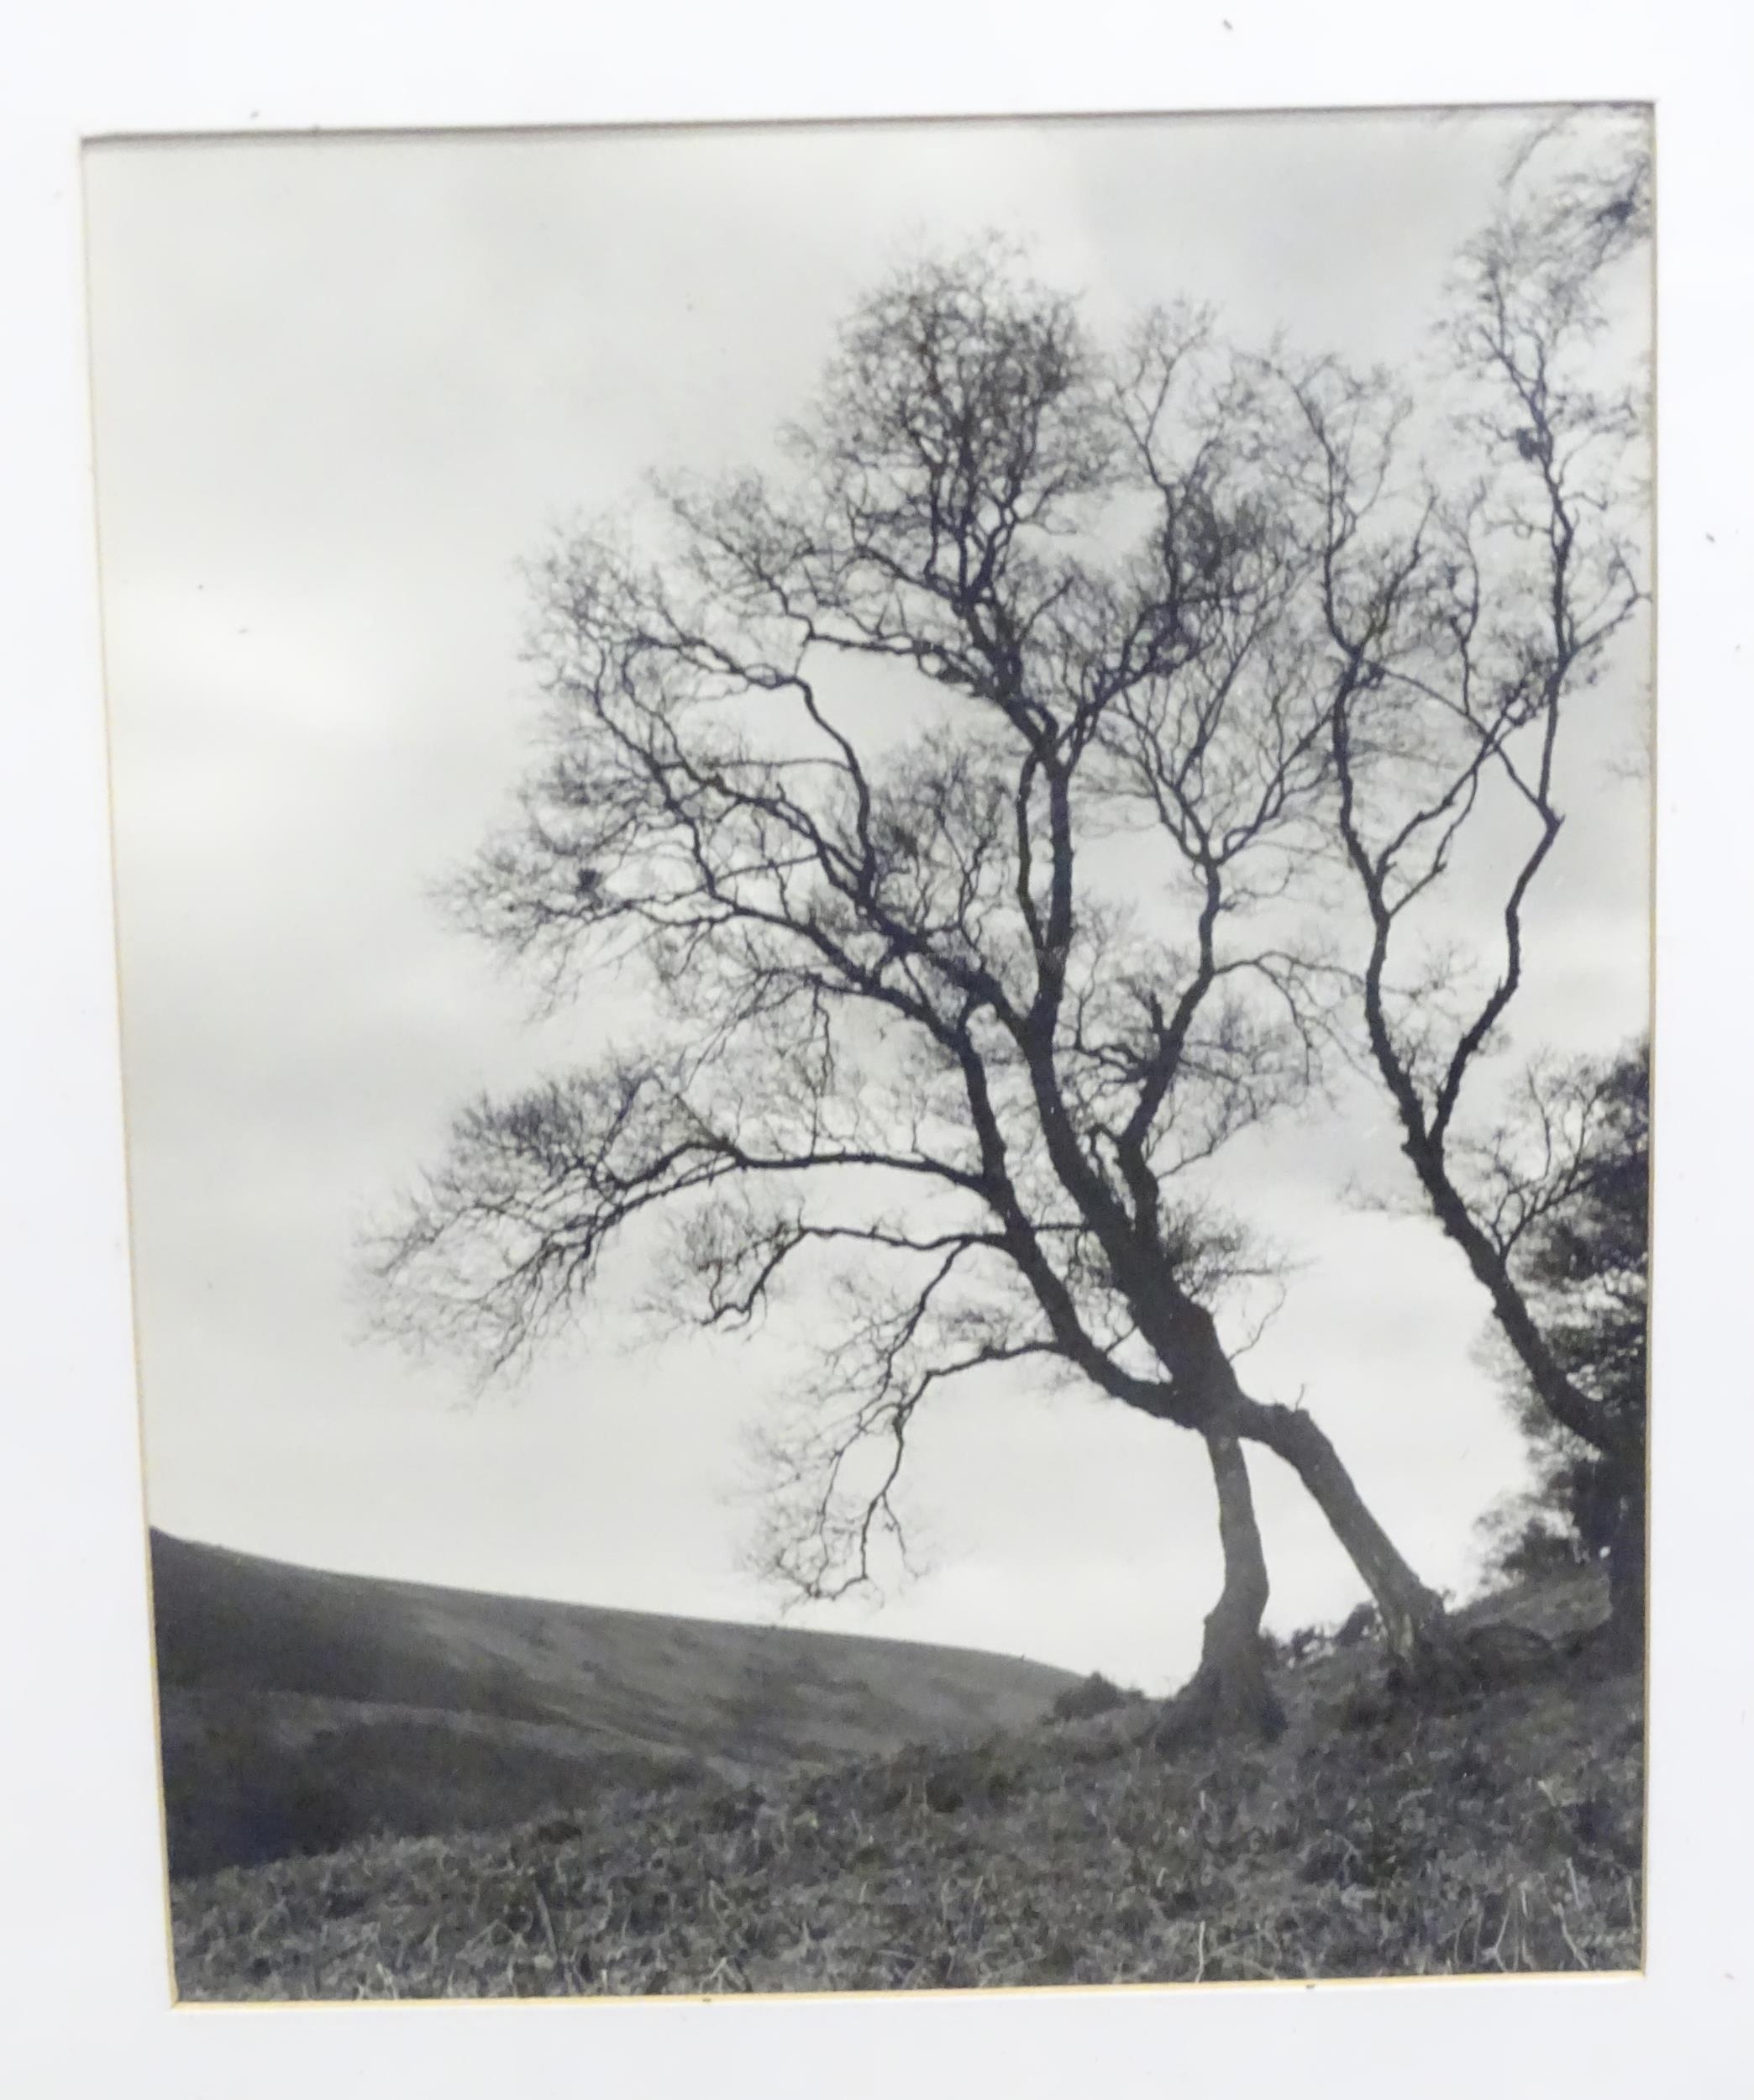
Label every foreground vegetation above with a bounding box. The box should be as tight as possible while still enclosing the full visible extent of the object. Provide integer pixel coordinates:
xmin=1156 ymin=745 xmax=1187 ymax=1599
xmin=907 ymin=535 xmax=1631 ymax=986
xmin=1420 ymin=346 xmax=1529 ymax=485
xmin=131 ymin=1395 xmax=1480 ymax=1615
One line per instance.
xmin=170 ymin=1568 xmax=1641 ymax=1999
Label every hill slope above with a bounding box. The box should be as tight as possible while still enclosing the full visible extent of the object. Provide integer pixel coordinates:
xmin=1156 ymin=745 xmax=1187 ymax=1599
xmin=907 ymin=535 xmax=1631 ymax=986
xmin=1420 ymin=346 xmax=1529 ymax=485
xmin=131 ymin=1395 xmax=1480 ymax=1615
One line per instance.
xmin=167 ymin=1566 xmax=1643 ymax=1997
xmin=149 ymin=1530 xmax=1079 ymax=1876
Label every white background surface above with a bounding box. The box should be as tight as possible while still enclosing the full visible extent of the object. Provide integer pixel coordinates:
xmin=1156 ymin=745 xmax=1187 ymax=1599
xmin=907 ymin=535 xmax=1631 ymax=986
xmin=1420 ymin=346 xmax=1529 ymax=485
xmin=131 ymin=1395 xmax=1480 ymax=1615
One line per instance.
xmin=2 ymin=3 xmax=1750 ymax=2092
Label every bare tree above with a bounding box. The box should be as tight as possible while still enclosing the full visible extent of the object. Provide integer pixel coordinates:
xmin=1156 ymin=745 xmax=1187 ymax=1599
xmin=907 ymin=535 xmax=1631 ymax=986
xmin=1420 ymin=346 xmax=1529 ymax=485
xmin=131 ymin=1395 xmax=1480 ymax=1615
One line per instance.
xmin=370 ymin=247 xmax=1468 ymax=1738
xmin=1278 ymin=115 xmax=1652 ymax=1650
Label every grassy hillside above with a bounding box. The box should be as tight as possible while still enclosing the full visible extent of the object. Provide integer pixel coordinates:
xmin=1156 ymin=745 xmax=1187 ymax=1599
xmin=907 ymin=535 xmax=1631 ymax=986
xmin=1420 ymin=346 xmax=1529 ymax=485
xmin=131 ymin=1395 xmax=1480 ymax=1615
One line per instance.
xmin=150 ymin=1531 xmax=1078 ymax=1877
xmin=169 ymin=1566 xmax=1642 ymax=1997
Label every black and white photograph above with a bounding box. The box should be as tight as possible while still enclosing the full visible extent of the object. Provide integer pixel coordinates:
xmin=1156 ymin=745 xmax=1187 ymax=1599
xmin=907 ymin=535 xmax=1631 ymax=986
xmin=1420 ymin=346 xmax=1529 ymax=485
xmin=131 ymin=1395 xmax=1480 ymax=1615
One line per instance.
xmin=85 ymin=102 xmax=1653 ymax=2002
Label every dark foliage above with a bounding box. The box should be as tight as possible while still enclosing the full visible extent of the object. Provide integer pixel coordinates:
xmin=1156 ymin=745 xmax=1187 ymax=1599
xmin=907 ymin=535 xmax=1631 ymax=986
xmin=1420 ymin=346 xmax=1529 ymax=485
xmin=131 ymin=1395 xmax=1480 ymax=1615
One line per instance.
xmin=1049 ymin=1672 xmax=1141 ymax=1723
xmin=1478 ymin=1042 xmax=1648 ymax=1578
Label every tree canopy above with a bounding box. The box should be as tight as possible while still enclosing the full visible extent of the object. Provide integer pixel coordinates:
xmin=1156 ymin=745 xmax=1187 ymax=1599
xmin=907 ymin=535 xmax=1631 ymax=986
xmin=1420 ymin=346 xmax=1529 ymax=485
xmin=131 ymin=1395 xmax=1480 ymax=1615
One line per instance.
xmin=369 ymin=115 xmax=1651 ymax=1710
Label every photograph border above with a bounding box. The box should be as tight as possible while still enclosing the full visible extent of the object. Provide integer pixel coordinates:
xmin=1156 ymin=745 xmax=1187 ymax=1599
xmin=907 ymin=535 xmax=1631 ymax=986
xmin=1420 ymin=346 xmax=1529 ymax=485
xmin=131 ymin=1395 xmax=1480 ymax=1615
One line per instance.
xmin=3 ymin=3 xmax=1749 ymax=2093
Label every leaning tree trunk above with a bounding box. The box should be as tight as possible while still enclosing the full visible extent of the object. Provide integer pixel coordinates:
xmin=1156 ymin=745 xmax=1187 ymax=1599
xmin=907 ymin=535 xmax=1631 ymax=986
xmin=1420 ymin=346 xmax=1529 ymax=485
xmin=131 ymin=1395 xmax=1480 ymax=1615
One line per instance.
xmin=1127 ymin=1279 xmax=1456 ymax=1689
xmin=1226 ymin=1389 xmax=1458 ymax=1680
xmin=1155 ymin=1434 xmax=1286 ymax=1748
xmin=1137 ymin=1294 xmax=1457 ymax=1683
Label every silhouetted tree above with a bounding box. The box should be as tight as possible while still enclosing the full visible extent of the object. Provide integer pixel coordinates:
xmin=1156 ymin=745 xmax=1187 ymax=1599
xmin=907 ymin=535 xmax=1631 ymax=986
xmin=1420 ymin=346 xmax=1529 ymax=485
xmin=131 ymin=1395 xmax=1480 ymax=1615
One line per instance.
xmin=1270 ymin=113 xmax=1651 ymax=1654
xmin=369 ymin=247 xmax=1462 ymax=1735
xmin=370 ymin=123 xmax=1648 ymax=1725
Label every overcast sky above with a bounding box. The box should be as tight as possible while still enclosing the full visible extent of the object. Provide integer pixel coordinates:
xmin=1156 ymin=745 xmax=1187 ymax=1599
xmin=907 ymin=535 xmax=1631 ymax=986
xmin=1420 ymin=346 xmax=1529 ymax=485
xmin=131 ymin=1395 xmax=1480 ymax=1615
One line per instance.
xmin=85 ymin=108 xmax=1649 ymax=1693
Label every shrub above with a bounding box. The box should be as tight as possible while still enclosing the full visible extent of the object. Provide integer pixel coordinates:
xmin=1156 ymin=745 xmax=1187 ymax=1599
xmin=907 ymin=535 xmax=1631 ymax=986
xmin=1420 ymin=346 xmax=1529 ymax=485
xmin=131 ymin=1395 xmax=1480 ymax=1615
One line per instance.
xmin=1332 ymin=1604 xmax=1379 ymax=1650
xmin=1050 ymin=1672 xmax=1136 ymax=1722
xmin=1265 ymin=1625 xmax=1330 ymax=1669
xmin=1477 ymin=1502 xmax=1591 ymax=1588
